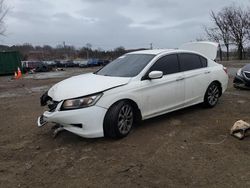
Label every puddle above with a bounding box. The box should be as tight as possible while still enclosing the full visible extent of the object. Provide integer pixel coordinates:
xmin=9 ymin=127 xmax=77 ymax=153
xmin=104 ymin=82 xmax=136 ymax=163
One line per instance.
xmin=237 ymin=100 xmax=246 ymax=104
xmin=0 ymin=92 xmax=20 ymax=98
xmin=225 ymin=91 xmax=250 ymax=97
xmin=30 ymin=86 xmax=49 ymax=92
xmin=0 ymin=86 xmax=49 ymax=98
xmin=24 ymin=72 xmax=68 ymax=80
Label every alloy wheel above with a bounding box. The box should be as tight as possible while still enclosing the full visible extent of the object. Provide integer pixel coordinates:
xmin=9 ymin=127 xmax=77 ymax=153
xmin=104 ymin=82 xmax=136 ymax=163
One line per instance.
xmin=117 ymin=104 xmax=133 ymax=135
xmin=207 ymin=84 xmax=219 ymax=106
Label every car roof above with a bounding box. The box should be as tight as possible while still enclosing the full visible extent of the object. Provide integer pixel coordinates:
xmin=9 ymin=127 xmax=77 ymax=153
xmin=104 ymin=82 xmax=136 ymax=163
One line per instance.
xmin=128 ymin=49 xmax=176 ymax=55
xmin=128 ymin=49 xmax=204 ymax=56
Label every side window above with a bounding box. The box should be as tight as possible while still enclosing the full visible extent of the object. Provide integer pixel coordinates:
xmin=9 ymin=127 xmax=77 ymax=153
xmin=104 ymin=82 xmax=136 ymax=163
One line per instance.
xmin=149 ymin=54 xmax=179 ymax=75
xmin=199 ymin=56 xmax=207 ymax=67
xmin=179 ymin=53 xmax=203 ymax=71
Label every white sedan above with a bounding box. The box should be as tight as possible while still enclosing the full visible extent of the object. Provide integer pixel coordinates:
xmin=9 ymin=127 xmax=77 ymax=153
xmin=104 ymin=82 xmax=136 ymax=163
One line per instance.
xmin=38 ymin=42 xmax=228 ymax=139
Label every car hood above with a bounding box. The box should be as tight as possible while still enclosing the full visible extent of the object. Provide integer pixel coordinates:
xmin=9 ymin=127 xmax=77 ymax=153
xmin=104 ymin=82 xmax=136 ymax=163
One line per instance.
xmin=48 ymin=73 xmax=131 ymax=101
xmin=242 ymin=64 xmax=250 ymax=72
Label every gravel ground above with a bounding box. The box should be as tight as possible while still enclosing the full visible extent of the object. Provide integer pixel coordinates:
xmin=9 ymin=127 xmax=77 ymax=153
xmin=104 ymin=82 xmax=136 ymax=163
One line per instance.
xmin=0 ymin=63 xmax=250 ymax=188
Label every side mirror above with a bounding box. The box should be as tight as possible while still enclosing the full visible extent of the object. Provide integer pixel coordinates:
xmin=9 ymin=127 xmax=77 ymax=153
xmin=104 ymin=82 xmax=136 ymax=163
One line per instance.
xmin=148 ymin=71 xmax=163 ymax=79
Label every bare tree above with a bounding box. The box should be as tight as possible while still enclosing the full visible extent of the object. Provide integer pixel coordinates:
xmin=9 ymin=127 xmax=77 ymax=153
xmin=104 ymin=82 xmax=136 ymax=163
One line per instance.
xmin=204 ymin=27 xmax=223 ymax=60
xmin=205 ymin=4 xmax=250 ymax=60
xmin=223 ymin=5 xmax=250 ymax=60
xmin=114 ymin=46 xmax=126 ymax=57
xmin=204 ymin=27 xmax=220 ymax=43
xmin=86 ymin=43 xmax=92 ymax=50
xmin=85 ymin=43 xmax=92 ymax=59
xmin=205 ymin=11 xmax=230 ymax=60
xmin=0 ymin=0 xmax=8 ymax=36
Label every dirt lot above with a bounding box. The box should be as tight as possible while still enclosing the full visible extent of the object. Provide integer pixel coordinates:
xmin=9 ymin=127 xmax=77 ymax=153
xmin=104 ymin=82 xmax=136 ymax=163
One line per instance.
xmin=0 ymin=62 xmax=250 ymax=188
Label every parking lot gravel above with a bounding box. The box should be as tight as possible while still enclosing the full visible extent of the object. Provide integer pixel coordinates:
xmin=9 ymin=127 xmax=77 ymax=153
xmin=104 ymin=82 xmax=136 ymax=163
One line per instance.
xmin=0 ymin=62 xmax=250 ymax=188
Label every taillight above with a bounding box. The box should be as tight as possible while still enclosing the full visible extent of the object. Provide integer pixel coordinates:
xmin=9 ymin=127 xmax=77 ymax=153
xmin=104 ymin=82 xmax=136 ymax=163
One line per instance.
xmin=223 ymin=67 xmax=228 ymax=74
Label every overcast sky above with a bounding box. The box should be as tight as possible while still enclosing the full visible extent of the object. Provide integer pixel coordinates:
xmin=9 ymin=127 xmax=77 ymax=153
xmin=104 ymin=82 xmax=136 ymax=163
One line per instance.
xmin=2 ymin=0 xmax=250 ymax=50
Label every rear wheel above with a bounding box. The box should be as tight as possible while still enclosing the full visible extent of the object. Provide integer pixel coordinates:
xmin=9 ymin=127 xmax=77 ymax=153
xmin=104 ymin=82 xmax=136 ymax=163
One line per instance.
xmin=204 ymin=82 xmax=220 ymax=108
xmin=104 ymin=101 xmax=134 ymax=139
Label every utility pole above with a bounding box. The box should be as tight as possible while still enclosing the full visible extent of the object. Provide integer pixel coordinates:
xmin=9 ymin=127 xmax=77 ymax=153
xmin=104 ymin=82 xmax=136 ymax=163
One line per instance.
xmin=86 ymin=43 xmax=92 ymax=60
xmin=150 ymin=43 xmax=153 ymax=50
xmin=86 ymin=50 xmax=89 ymax=60
xmin=63 ymin=41 xmax=68 ymax=59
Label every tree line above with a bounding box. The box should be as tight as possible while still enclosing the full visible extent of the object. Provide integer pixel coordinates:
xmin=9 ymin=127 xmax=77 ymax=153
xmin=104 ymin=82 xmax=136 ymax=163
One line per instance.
xmin=0 ymin=44 xmax=146 ymax=61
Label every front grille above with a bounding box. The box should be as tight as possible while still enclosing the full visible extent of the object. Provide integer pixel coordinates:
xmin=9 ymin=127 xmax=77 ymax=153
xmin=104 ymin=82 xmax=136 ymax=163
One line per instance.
xmin=243 ymin=71 xmax=250 ymax=80
xmin=48 ymin=101 xmax=59 ymax=112
xmin=233 ymin=77 xmax=244 ymax=84
xmin=40 ymin=91 xmax=51 ymax=106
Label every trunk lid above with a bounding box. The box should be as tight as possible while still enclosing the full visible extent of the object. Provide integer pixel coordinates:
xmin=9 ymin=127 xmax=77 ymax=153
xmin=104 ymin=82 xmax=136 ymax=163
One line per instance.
xmin=180 ymin=41 xmax=218 ymax=60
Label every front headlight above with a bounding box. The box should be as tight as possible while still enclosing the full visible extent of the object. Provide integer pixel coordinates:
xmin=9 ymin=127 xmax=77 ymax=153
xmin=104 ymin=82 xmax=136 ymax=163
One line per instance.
xmin=61 ymin=93 xmax=103 ymax=110
xmin=237 ymin=68 xmax=242 ymax=76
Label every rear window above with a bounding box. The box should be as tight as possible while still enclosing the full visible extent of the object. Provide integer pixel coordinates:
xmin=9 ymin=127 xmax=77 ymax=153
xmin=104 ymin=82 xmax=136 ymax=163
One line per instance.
xmin=179 ymin=53 xmax=203 ymax=71
xmin=199 ymin=56 xmax=208 ymax=67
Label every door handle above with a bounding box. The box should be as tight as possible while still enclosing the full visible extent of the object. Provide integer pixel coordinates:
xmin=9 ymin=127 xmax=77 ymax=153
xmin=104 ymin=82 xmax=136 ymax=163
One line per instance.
xmin=176 ymin=77 xmax=184 ymax=81
xmin=204 ymin=71 xmax=211 ymax=74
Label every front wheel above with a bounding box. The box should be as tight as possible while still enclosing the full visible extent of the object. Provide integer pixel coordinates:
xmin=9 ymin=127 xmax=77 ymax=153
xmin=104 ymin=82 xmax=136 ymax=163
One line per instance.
xmin=204 ymin=82 xmax=220 ymax=108
xmin=103 ymin=101 xmax=134 ymax=139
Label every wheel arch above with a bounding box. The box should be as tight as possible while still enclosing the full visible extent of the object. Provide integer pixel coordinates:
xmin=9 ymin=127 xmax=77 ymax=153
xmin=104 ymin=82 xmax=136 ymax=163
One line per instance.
xmin=105 ymin=98 xmax=142 ymax=123
xmin=203 ymin=80 xmax=222 ymax=108
xmin=210 ymin=80 xmax=222 ymax=97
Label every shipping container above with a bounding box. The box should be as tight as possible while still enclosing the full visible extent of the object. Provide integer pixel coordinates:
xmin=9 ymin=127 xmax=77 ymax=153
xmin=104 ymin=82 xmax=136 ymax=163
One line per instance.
xmin=0 ymin=51 xmax=21 ymax=75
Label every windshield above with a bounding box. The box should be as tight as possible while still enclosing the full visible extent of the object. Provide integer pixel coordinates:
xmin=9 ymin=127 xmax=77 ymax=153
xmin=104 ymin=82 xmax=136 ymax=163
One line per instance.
xmin=96 ymin=54 xmax=155 ymax=77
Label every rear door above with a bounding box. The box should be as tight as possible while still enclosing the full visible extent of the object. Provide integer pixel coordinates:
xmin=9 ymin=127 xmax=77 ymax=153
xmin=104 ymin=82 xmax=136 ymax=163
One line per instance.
xmin=178 ymin=53 xmax=211 ymax=105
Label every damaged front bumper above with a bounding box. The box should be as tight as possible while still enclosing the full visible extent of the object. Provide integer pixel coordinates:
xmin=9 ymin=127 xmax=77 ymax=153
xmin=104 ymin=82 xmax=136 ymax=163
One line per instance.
xmin=37 ymin=99 xmax=107 ymax=138
xmin=37 ymin=115 xmax=48 ymax=127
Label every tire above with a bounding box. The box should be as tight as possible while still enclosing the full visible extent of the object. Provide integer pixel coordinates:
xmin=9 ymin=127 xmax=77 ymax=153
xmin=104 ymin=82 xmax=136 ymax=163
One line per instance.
xmin=203 ymin=82 xmax=220 ymax=108
xmin=103 ymin=101 xmax=134 ymax=139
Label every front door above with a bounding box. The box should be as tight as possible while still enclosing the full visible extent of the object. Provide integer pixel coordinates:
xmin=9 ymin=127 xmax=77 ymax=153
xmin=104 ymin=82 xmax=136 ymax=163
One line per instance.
xmin=138 ymin=54 xmax=185 ymax=119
